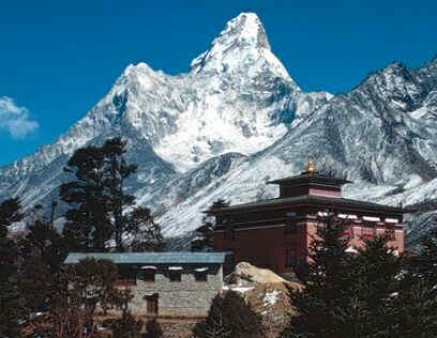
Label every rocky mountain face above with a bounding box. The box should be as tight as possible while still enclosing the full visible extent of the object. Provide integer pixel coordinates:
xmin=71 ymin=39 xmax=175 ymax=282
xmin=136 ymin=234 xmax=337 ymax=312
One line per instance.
xmin=156 ymin=56 xmax=437 ymax=246
xmin=1 ymin=13 xmax=436 ymax=247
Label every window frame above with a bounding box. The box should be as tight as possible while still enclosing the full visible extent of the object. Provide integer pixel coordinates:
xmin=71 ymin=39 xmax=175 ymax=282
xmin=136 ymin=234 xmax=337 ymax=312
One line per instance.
xmin=224 ymin=226 xmax=235 ymax=240
xmin=194 ymin=267 xmax=208 ymax=282
xmin=116 ymin=264 xmax=137 ymax=286
xmin=285 ymin=247 xmax=297 ymax=268
xmin=168 ymin=267 xmax=182 ymax=282
xmin=141 ymin=266 xmax=156 ymax=283
xmin=285 ymin=212 xmax=297 ymax=236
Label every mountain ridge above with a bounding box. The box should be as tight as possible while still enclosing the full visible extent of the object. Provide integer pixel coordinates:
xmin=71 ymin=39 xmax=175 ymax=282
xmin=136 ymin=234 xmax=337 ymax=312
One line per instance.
xmin=1 ymin=12 xmax=436 ymax=248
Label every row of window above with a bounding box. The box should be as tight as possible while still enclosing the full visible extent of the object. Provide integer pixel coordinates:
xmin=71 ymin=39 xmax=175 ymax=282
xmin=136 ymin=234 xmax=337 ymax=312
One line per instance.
xmin=118 ymin=267 xmax=209 ymax=283
xmin=342 ymin=227 xmax=396 ymax=241
xmin=223 ymin=212 xmax=399 ymax=240
xmin=146 ymin=269 xmax=208 ymax=282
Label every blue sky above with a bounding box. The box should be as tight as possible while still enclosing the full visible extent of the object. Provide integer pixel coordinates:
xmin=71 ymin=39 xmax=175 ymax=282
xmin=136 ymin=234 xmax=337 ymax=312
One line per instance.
xmin=0 ymin=0 xmax=435 ymax=166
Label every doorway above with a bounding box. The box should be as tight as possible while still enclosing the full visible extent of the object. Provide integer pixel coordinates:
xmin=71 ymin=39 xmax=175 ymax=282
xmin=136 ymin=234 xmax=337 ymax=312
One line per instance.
xmin=145 ymin=293 xmax=159 ymax=316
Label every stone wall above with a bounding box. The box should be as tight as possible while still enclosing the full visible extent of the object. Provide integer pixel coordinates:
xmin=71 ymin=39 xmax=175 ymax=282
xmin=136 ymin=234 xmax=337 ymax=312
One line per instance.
xmin=126 ymin=263 xmax=223 ymax=318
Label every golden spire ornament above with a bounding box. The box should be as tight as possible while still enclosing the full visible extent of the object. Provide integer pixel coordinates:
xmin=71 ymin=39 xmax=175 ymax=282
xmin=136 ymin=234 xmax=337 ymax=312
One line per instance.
xmin=305 ymin=156 xmax=316 ymax=174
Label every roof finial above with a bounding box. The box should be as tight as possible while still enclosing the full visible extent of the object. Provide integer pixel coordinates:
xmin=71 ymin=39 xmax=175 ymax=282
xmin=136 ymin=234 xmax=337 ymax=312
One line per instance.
xmin=305 ymin=156 xmax=316 ymax=174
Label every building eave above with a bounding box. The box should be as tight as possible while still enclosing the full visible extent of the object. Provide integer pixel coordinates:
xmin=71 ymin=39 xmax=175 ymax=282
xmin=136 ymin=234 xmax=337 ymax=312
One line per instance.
xmin=64 ymin=252 xmax=226 ymax=265
xmin=208 ymin=195 xmax=414 ymax=217
xmin=267 ymin=173 xmax=353 ymax=186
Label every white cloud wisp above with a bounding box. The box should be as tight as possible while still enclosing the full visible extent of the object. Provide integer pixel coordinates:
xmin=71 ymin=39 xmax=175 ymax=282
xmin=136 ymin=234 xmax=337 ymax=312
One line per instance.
xmin=0 ymin=96 xmax=39 ymax=139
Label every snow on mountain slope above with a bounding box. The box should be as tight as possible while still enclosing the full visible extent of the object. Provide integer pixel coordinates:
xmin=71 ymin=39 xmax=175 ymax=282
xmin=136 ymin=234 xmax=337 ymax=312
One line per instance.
xmin=153 ymin=13 xmax=331 ymax=171
xmin=155 ymin=57 xmax=437 ymax=244
xmin=0 ymin=12 xmax=330 ymax=212
xmin=1 ymin=12 xmax=436 ymax=248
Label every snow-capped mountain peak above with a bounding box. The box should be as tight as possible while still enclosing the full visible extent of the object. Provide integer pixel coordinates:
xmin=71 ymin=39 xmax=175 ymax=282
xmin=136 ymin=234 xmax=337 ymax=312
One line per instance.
xmin=190 ymin=12 xmax=293 ymax=83
xmin=4 ymin=12 xmax=436 ymax=249
xmin=208 ymin=12 xmax=271 ymax=51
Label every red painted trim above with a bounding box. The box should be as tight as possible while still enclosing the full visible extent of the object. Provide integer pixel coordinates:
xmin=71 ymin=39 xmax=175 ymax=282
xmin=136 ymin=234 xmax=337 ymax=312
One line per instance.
xmin=308 ymin=188 xmax=341 ymax=198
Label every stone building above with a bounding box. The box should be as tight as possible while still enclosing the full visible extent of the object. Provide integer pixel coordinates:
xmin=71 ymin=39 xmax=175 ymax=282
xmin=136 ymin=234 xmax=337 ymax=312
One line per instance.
xmin=64 ymin=252 xmax=225 ymax=318
xmin=210 ymin=158 xmax=413 ymax=275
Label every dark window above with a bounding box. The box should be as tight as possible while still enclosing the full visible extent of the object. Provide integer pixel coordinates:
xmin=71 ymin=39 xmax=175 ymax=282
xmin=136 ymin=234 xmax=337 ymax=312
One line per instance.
xmin=285 ymin=212 xmax=297 ymax=235
xmin=116 ymin=265 xmax=136 ymax=286
xmin=224 ymin=226 xmax=235 ymax=240
xmin=195 ymin=270 xmax=208 ymax=282
xmin=285 ymin=247 xmax=297 ymax=268
xmin=169 ymin=269 xmax=182 ymax=282
xmin=142 ymin=267 xmax=156 ymax=282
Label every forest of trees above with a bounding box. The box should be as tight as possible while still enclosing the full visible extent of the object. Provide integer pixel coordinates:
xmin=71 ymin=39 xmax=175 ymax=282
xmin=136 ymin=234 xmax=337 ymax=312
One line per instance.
xmin=1 ymin=137 xmax=437 ymax=337
xmin=190 ymin=213 xmax=437 ymax=338
xmin=280 ymin=214 xmax=437 ymax=338
xmin=0 ymin=138 xmax=165 ymax=337
xmin=61 ymin=137 xmax=165 ymax=252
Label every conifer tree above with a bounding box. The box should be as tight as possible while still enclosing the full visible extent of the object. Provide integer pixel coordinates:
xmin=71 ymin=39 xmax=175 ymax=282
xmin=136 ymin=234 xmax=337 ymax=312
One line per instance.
xmin=193 ymin=291 xmax=263 ymax=338
xmin=128 ymin=206 xmax=166 ymax=252
xmin=347 ymin=234 xmax=401 ymax=337
xmin=394 ymin=226 xmax=437 ymax=336
xmin=413 ymin=226 xmax=437 ymax=285
xmin=282 ymin=213 xmax=352 ymax=337
xmin=283 ymin=215 xmax=403 ymax=338
xmin=17 ymin=216 xmax=66 ymax=314
xmin=61 ymin=145 xmax=110 ymax=250
xmin=191 ymin=199 xmax=229 ymax=252
xmin=0 ymin=198 xmax=23 ymax=336
xmin=0 ymin=197 xmax=23 ymax=236
xmin=394 ymin=279 xmax=437 ymax=337
xmin=61 ymin=138 xmax=163 ymax=252
xmin=102 ymin=137 xmax=137 ymax=251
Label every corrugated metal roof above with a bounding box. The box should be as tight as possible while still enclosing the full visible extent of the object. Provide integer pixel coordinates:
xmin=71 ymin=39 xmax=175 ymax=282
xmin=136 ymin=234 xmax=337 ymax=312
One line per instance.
xmin=64 ymin=252 xmax=226 ymax=264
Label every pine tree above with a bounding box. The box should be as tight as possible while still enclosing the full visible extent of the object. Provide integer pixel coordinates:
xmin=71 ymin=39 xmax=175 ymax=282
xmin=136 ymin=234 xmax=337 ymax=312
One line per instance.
xmin=128 ymin=206 xmax=166 ymax=252
xmin=102 ymin=137 xmax=137 ymax=251
xmin=61 ymin=138 xmax=158 ymax=252
xmin=348 ymin=234 xmax=401 ymax=337
xmin=414 ymin=226 xmax=437 ymax=285
xmin=395 ymin=279 xmax=437 ymax=337
xmin=0 ymin=198 xmax=23 ymax=336
xmin=283 ymin=215 xmax=403 ymax=338
xmin=191 ymin=199 xmax=229 ymax=252
xmin=193 ymin=291 xmax=263 ymax=338
xmin=0 ymin=197 xmax=23 ymax=236
xmin=61 ymin=145 xmax=110 ymax=250
xmin=17 ymin=216 xmax=66 ymax=314
xmin=282 ymin=213 xmax=352 ymax=338
xmin=393 ymin=226 xmax=437 ymax=336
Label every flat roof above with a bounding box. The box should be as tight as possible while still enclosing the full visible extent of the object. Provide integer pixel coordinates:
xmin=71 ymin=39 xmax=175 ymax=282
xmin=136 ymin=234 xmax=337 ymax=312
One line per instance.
xmin=64 ymin=252 xmax=226 ymax=265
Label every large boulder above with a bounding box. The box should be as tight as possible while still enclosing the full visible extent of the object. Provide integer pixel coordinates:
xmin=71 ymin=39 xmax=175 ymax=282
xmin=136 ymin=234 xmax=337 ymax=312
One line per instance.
xmin=223 ymin=262 xmax=302 ymax=338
